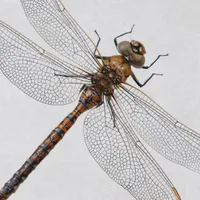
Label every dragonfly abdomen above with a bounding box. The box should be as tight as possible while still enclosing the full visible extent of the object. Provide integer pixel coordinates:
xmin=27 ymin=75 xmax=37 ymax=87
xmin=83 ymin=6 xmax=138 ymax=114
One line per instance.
xmin=0 ymin=113 xmax=79 ymax=199
xmin=0 ymin=86 xmax=102 ymax=200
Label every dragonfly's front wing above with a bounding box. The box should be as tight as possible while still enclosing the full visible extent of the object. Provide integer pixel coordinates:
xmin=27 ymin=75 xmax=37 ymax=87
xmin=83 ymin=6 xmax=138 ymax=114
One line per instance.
xmin=21 ymin=0 xmax=101 ymax=74
xmin=84 ymin=100 xmax=181 ymax=200
xmin=116 ymin=84 xmax=200 ymax=174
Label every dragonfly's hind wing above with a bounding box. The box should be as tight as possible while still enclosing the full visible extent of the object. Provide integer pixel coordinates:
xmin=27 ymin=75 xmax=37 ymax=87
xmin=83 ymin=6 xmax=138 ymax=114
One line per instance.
xmin=84 ymin=99 xmax=181 ymax=200
xmin=0 ymin=21 xmax=89 ymax=105
xmin=115 ymin=84 xmax=200 ymax=173
xmin=21 ymin=0 xmax=102 ymax=73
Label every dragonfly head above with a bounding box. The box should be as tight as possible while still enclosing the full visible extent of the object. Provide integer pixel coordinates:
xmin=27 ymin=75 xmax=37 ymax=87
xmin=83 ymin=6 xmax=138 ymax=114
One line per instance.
xmin=117 ymin=40 xmax=146 ymax=68
xmin=130 ymin=40 xmax=146 ymax=55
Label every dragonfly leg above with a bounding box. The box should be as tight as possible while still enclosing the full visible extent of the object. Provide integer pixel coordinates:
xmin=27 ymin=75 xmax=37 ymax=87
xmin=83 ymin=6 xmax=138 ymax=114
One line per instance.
xmin=142 ymin=54 xmax=169 ymax=69
xmin=79 ymin=84 xmax=87 ymax=93
xmin=93 ymin=30 xmax=108 ymax=60
xmin=114 ymin=24 xmax=135 ymax=48
xmin=107 ymin=98 xmax=117 ymax=128
xmin=131 ymin=72 xmax=163 ymax=88
xmin=94 ymin=30 xmax=101 ymax=57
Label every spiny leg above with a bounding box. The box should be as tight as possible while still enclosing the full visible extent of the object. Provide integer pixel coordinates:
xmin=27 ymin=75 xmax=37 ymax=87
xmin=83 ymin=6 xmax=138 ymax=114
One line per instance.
xmin=114 ymin=24 xmax=135 ymax=47
xmin=94 ymin=30 xmax=101 ymax=57
xmin=131 ymin=72 xmax=163 ymax=88
xmin=107 ymin=98 xmax=117 ymax=128
xmin=142 ymin=54 xmax=169 ymax=69
xmin=94 ymin=30 xmax=108 ymax=60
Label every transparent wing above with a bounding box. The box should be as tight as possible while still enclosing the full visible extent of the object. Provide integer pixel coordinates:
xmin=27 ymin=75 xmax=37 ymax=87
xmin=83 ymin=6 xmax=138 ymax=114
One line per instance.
xmin=115 ymin=84 xmax=200 ymax=173
xmin=84 ymin=99 xmax=181 ymax=200
xmin=21 ymin=0 xmax=102 ymax=73
xmin=0 ymin=20 xmax=90 ymax=105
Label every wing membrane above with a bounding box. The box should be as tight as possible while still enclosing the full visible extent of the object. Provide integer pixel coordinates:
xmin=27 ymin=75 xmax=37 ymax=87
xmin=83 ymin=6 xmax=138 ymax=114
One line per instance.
xmin=0 ymin=20 xmax=90 ymax=105
xmin=21 ymin=0 xmax=102 ymax=73
xmin=115 ymin=84 xmax=200 ymax=173
xmin=84 ymin=99 xmax=181 ymax=200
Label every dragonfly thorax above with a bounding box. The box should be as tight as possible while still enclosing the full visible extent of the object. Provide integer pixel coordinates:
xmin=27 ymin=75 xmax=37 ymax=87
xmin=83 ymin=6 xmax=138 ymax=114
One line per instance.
xmin=91 ymin=71 xmax=115 ymax=96
xmin=91 ymin=55 xmax=133 ymax=96
xmin=104 ymin=55 xmax=132 ymax=82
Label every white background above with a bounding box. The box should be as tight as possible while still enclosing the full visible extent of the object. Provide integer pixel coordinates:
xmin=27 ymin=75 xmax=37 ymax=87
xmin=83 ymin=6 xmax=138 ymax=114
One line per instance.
xmin=0 ymin=0 xmax=200 ymax=200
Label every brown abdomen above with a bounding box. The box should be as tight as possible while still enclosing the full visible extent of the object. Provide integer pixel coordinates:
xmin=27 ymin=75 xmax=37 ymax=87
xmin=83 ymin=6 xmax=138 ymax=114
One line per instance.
xmin=0 ymin=86 xmax=102 ymax=200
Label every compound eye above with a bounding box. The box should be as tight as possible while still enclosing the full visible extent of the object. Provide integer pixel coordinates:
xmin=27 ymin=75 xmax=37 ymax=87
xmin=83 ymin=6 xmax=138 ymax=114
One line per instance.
xmin=132 ymin=47 xmax=139 ymax=53
xmin=131 ymin=40 xmax=146 ymax=55
xmin=138 ymin=44 xmax=146 ymax=54
xmin=133 ymin=42 xmax=139 ymax=47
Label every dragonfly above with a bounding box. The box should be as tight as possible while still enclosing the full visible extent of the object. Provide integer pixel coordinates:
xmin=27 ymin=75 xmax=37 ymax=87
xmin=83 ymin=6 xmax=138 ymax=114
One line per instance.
xmin=0 ymin=0 xmax=200 ymax=199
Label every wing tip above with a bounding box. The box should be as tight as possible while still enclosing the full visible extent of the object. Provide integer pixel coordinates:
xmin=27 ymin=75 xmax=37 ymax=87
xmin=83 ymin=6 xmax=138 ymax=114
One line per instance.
xmin=172 ymin=187 xmax=181 ymax=200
